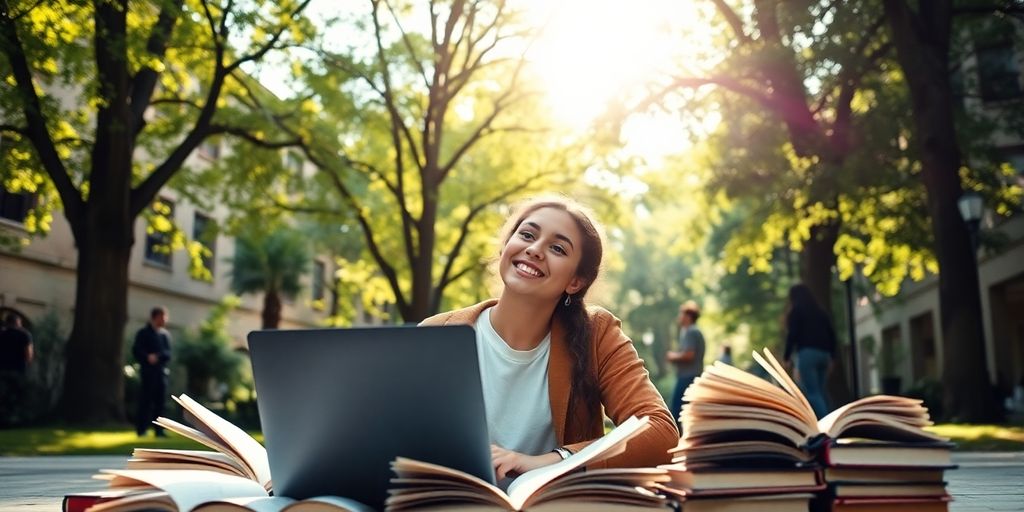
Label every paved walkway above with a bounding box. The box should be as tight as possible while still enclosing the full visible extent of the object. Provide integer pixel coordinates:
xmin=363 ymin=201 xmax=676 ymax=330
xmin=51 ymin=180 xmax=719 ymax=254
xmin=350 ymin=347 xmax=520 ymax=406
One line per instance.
xmin=0 ymin=452 xmax=1022 ymax=511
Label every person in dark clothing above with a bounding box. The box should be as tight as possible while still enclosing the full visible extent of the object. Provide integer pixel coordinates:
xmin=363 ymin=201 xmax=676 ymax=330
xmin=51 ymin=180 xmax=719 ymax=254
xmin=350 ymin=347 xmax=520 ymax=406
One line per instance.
xmin=133 ymin=306 xmax=172 ymax=437
xmin=0 ymin=313 xmax=33 ymax=373
xmin=0 ymin=313 xmax=34 ymax=426
xmin=783 ymin=284 xmax=837 ymax=419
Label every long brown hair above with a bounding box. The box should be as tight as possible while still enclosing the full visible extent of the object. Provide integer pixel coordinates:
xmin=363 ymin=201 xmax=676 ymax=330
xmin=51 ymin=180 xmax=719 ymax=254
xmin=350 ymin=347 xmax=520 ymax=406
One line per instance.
xmin=502 ymin=196 xmax=604 ymax=419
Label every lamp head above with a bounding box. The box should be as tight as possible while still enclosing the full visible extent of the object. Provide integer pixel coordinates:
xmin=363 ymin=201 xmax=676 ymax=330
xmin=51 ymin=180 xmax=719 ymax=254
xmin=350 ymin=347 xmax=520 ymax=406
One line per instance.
xmin=957 ymin=191 xmax=984 ymax=224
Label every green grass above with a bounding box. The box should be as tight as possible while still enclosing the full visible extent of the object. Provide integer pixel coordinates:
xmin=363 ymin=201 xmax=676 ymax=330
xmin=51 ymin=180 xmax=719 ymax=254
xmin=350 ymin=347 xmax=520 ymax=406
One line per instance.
xmin=0 ymin=428 xmax=263 ymax=456
xmin=1 ymin=424 xmax=1020 ymax=456
xmin=926 ymin=424 xmax=1024 ymax=451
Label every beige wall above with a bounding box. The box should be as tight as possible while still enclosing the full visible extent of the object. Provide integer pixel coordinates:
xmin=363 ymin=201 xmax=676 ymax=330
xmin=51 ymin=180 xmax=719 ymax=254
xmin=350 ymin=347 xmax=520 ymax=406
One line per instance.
xmin=0 ymin=173 xmax=334 ymax=348
xmin=853 ymin=214 xmax=1024 ymax=396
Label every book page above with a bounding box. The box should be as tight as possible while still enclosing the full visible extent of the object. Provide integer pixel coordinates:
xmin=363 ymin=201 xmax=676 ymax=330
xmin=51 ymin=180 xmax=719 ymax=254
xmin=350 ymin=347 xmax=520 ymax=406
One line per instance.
xmin=173 ymin=395 xmax=272 ymax=489
xmin=289 ymin=495 xmax=377 ymax=512
xmin=693 ymin=364 xmax=814 ymax=429
xmin=154 ymin=417 xmax=233 ymax=458
xmin=819 ymin=395 xmax=936 ymax=439
xmin=130 ymin=448 xmax=246 ymax=475
xmin=193 ymin=495 xmax=296 ymax=512
xmin=192 ymin=495 xmax=374 ymax=512
xmin=505 ymin=415 xmax=649 ymax=510
xmin=86 ymin=490 xmax=174 ymax=512
xmin=389 ymin=457 xmax=513 ymax=508
xmin=752 ymin=349 xmax=817 ymax=429
xmin=98 ymin=469 xmax=269 ymax=512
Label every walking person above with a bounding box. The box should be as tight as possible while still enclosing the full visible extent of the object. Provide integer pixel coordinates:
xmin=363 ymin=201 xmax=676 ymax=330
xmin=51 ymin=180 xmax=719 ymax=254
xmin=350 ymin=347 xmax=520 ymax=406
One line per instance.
xmin=133 ymin=306 xmax=172 ymax=437
xmin=666 ymin=301 xmax=705 ymax=430
xmin=783 ymin=284 xmax=837 ymax=419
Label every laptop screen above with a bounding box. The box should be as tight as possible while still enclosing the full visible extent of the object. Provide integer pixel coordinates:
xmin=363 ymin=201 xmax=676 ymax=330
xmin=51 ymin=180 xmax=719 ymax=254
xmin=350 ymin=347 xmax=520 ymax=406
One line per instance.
xmin=248 ymin=325 xmax=494 ymax=509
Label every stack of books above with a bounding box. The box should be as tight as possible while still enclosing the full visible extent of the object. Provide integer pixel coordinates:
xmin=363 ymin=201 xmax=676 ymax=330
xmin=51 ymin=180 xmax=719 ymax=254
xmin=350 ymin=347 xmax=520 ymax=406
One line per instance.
xmin=817 ymin=431 xmax=954 ymax=511
xmin=658 ymin=349 xmax=954 ymax=512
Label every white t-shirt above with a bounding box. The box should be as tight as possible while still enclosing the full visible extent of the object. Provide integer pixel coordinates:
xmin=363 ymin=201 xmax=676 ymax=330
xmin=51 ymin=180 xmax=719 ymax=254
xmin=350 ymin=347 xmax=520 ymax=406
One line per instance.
xmin=475 ymin=307 xmax=558 ymax=456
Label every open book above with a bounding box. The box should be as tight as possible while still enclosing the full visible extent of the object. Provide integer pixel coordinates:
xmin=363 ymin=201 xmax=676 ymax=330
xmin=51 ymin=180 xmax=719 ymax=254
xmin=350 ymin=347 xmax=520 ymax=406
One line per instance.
xmin=85 ymin=469 xmax=372 ymax=512
xmin=144 ymin=394 xmax=273 ymax=492
xmin=386 ymin=415 xmax=671 ymax=511
xmin=77 ymin=395 xmax=372 ymax=512
xmin=672 ymin=349 xmax=949 ymax=469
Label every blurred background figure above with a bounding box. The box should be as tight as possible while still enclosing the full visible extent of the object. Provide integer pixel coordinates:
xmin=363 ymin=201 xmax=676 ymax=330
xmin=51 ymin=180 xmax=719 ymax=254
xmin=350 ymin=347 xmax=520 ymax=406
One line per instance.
xmin=783 ymin=284 xmax=836 ymax=418
xmin=133 ymin=306 xmax=172 ymax=437
xmin=718 ymin=344 xmax=733 ymax=366
xmin=0 ymin=313 xmax=34 ymax=426
xmin=667 ymin=300 xmax=705 ymax=430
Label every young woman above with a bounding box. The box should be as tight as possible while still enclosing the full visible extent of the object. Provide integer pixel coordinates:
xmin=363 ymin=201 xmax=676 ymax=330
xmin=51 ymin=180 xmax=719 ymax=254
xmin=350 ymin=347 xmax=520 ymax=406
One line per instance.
xmin=420 ymin=197 xmax=678 ymax=481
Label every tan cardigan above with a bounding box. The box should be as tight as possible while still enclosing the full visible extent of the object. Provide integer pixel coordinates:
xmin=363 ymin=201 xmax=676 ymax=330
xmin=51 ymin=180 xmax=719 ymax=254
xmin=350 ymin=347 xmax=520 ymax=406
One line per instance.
xmin=420 ymin=299 xmax=679 ymax=469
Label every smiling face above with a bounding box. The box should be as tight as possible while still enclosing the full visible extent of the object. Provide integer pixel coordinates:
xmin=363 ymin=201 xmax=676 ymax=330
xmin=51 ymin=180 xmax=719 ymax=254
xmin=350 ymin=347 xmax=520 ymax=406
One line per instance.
xmin=499 ymin=207 xmax=587 ymax=303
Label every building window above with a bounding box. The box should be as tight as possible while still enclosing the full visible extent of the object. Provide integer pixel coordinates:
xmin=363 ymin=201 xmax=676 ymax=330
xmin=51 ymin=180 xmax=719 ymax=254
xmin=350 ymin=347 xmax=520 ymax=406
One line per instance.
xmin=312 ymin=259 xmax=326 ymax=303
xmin=978 ymin=41 xmax=1023 ymax=102
xmin=193 ymin=212 xmax=216 ymax=279
xmin=0 ymin=188 xmax=34 ymax=224
xmin=144 ymin=199 xmax=174 ymax=268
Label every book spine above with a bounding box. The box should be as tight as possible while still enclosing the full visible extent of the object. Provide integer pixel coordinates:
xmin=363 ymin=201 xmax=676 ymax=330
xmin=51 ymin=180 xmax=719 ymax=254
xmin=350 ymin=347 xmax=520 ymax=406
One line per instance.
xmin=62 ymin=495 xmax=101 ymax=512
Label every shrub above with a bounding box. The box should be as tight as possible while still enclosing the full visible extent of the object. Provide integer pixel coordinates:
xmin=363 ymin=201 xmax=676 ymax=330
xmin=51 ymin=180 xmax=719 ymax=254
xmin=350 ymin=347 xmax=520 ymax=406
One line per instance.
xmin=173 ymin=296 xmax=246 ymax=403
xmin=905 ymin=377 xmax=944 ymax=422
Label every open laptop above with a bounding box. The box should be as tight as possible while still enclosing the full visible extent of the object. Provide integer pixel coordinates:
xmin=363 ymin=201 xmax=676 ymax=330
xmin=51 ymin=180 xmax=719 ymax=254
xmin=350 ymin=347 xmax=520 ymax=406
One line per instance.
xmin=247 ymin=325 xmax=494 ymax=510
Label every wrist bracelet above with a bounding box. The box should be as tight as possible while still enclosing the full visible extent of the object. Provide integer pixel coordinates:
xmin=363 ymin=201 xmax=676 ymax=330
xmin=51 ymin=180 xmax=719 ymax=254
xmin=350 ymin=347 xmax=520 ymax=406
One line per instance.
xmin=551 ymin=447 xmax=572 ymax=460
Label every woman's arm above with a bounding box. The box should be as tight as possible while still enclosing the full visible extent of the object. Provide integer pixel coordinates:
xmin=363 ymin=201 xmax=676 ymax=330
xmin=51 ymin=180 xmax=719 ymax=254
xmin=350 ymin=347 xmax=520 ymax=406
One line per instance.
xmin=564 ymin=309 xmax=679 ymax=469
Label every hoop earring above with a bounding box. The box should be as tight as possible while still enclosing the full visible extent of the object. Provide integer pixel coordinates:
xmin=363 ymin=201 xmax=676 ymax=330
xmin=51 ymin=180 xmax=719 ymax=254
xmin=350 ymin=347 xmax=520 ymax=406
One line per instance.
xmin=564 ymin=294 xmax=572 ymax=307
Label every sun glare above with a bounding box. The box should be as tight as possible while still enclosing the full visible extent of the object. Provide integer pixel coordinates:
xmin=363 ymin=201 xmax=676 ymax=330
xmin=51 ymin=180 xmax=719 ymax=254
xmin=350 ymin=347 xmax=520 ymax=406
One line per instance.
xmin=520 ymin=0 xmax=715 ymax=162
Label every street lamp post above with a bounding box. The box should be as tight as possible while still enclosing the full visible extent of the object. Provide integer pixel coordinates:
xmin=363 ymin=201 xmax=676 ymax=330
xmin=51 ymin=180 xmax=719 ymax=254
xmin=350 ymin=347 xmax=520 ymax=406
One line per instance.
xmin=958 ymin=191 xmax=984 ymax=254
xmin=845 ymin=276 xmax=860 ymax=399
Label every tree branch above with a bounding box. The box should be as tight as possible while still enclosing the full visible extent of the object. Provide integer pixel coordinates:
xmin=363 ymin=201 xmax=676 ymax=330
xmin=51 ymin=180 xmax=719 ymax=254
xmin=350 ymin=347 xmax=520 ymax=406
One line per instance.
xmin=317 ymin=153 xmax=409 ymax=317
xmin=4 ymin=0 xmax=47 ymax=20
xmin=0 ymin=7 xmax=81 ymax=219
xmin=132 ymin=0 xmax=309 ymax=218
xmin=371 ymin=0 xmax=418 ymax=270
xmin=226 ymin=0 xmax=313 ymax=72
xmin=208 ymin=125 xmax=303 ymax=149
xmin=652 ymin=74 xmax=774 ymax=111
xmin=752 ymin=0 xmax=782 ymax=44
xmin=438 ymin=89 xmax=515 ymax=180
xmin=710 ymin=0 xmax=752 ymax=44
xmin=149 ymin=97 xmax=204 ymax=109
xmin=952 ymin=3 xmax=1024 ymax=21
xmin=0 ymin=124 xmax=26 ymax=135
xmin=384 ymin=0 xmax=431 ymax=88
xmin=433 ymin=170 xmax=553 ymax=309
xmin=130 ymin=0 xmax=184 ymax=137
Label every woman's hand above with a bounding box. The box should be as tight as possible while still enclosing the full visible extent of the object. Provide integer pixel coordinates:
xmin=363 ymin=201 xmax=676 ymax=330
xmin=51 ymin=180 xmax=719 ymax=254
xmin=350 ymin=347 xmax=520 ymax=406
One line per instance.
xmin=490 ymin=444 xmax=561 ymax=480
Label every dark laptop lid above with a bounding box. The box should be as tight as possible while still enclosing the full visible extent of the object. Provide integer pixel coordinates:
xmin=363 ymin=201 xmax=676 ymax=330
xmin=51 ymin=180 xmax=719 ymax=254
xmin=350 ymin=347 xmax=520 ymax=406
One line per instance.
xmin=247 ymin=325 xmax=493 ymax=509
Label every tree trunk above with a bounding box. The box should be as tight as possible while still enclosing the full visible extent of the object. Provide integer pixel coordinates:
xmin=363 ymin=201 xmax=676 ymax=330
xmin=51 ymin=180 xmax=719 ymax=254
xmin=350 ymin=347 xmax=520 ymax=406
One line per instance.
xmin=884 ymin=0 xmax=998 ymax=422
xmin=263 ymin=290 xmax=282 ymax=329
xmin=409 ymin=186 xmax=439 ymax=323
xmin=58 ymin=2 xmax=136 ymax=424
xmin=799 ymin=223 xmax=839 ymax=313
xmin=59 ymin=211 xmax=133 ymax=424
